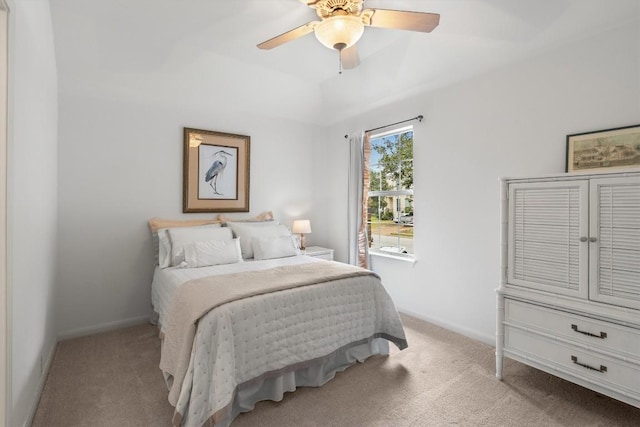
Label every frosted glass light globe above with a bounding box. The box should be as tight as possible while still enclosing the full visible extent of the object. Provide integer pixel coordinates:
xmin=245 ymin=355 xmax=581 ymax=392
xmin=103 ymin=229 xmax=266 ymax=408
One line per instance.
xmin=314 ymin=16 xmax=364 ymax=50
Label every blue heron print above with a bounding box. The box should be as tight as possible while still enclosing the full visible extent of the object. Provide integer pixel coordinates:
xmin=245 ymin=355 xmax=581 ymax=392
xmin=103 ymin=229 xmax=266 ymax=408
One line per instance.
xmin=205 ymin=150 xmax=234 ymax=195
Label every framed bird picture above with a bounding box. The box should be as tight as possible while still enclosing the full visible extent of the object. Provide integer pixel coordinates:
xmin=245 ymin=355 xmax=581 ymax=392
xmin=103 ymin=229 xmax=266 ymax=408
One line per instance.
xmin=183 ymin=127 xmax=250 ymax=213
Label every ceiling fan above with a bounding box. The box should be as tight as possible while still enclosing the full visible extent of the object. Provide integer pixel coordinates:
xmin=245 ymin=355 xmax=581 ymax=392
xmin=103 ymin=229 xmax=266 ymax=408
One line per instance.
xmin=257 ymin=0 xmax=440 ymax=71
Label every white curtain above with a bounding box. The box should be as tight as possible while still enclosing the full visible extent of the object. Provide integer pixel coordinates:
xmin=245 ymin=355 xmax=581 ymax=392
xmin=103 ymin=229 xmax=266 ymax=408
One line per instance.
xmin=347 ymin=132 xmax=370 ymax=268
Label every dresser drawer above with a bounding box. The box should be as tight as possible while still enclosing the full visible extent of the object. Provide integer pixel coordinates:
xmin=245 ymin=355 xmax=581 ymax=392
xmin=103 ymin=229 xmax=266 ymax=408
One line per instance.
xmin=505 ymin=298 xmax=640 ymax=361
xmin=505 ymin=326 xmax=640 ymax=398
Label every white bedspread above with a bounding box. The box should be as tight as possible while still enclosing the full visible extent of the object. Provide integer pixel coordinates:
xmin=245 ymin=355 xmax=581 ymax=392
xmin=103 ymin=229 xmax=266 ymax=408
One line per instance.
xmin=151 ymin=256 xmax=324 ymax=331
xmin=152 ymin=256 xmax=408 ymax=427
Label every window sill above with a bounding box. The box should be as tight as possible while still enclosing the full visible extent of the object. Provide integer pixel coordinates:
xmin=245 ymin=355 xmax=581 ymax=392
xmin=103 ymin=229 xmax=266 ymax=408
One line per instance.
xmin=370 ymin=251 xmax=417 ymax=265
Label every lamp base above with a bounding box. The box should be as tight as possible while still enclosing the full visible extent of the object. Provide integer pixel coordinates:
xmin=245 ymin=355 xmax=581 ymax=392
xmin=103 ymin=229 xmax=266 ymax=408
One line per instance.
xmin=299 ymin=234 xmax=306 ymax=251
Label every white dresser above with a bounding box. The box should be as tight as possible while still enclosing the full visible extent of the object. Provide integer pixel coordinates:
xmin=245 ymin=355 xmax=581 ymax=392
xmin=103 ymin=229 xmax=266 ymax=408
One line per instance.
xmin=496 ymin=171 xmax=640 ymax=408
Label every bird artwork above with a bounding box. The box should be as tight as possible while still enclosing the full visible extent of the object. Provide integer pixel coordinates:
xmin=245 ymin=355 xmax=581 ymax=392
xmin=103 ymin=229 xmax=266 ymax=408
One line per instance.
xmin=204 ymin=150 xmax=233 ymax=195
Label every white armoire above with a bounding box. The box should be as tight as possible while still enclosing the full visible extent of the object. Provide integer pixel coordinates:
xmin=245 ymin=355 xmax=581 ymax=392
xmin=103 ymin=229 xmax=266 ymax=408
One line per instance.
xmin=496 ymin=171 xmax=640 ymax=408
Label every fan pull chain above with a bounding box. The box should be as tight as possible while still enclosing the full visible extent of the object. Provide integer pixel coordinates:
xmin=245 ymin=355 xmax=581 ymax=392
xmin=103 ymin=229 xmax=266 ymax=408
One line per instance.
xmin=335 ymin=42 xmax=347 ymax=75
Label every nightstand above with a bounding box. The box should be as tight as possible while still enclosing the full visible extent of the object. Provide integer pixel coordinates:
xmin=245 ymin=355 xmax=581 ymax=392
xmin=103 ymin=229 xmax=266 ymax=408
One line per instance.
xmin=303 ymin=246 xmax=334 ymax=261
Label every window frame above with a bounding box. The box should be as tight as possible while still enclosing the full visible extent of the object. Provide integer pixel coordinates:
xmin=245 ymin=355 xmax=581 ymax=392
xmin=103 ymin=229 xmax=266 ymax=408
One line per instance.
xmin=367 ymin=125 xmax=415 ymax=259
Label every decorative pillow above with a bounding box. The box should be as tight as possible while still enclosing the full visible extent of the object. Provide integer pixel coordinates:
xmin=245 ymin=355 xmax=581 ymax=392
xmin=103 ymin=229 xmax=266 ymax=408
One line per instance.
xmin=168 ymin=226 xmax=233 ymax=266
xmin=253 ymin=236 xmax=300 ymax=261
xmin=148 ymin=218 xmax=221 ymax=265
xmin=225 ymin=222 xmax=291 ymax=259
xmin=217 ymin=211 xmax=274 ymax=223
xmin=183 ymin=238 xmax=242 ymax=268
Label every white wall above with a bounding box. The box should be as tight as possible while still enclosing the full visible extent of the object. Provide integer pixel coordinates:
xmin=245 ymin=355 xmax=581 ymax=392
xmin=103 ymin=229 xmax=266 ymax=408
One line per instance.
xmin=318 ymin=22 xmax=640 ymax=344
xmin=55 ymin=94 xmax=320 ymax=337
xmin=49 ymin=0 xmax=329 ymax=338
xmin=8 ymin=0 xmax=58 ymax=425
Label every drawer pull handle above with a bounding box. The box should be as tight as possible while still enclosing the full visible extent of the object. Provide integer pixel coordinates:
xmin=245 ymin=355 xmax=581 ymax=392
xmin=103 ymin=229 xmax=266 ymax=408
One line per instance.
xmin=571 ymin=324 xmax=607 ymax=339
xmin=571 ymin=355 xmax=607 ymax=373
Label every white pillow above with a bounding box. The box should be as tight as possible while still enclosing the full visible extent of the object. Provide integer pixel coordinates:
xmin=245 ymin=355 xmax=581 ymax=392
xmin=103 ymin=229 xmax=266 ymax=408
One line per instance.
xmin=226 ymin=222 xmax=290 ymax=259
xmin=253 ymin=236 xmax=300 ymax=260
xmin=183 ymin=238 xmax=243 ymax=268
xmin=150 ymin=219 xmax=221 ymax=266
xmin=157 ymin=229 xmax=172 ymax=268
xmin=168 ymin=225 xmax=232 ymax=266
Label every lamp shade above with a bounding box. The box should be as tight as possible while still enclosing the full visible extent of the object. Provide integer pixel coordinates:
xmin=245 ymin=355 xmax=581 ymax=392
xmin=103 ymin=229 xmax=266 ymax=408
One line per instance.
xmin=292 ymin=219 xmax=312 ymax=234
xmin=314 ymin=15 xmax=364 ymax=50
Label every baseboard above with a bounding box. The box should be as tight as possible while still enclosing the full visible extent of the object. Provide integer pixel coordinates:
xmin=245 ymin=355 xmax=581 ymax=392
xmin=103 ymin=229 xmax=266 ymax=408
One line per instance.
xmin=22 ymin=340 xmax=56 ymax=427
xmin=57 ymin=315 xmax=150 ymax=341
xmin=398 ymin=308 xmax=495 ymax=346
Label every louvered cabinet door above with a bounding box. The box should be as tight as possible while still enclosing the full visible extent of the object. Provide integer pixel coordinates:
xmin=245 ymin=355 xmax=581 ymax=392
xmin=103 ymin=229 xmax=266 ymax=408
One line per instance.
xmin=508 ymin=180 xmax=589 ymax=298
xmin=589 ymin=177 xmax=640 ymax=309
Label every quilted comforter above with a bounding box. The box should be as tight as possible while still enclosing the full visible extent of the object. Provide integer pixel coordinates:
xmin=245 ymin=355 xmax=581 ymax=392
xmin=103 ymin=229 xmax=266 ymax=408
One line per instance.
xmin=158 ymin=259 xmax=408 ymax=427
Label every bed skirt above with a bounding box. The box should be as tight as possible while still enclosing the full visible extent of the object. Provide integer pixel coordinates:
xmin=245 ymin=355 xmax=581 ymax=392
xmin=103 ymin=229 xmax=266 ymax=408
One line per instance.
xmin=208 ymin=337 xmax=390 ymax=427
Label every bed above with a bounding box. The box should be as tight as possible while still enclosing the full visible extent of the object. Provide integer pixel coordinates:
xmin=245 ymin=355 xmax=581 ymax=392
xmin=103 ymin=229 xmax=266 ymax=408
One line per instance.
xmin=149 ymin=216 xmax=408 ymax=427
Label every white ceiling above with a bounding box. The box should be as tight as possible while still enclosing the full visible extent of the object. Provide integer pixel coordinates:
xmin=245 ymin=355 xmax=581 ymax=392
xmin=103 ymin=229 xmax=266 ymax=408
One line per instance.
xmin=50 ymin=0 xmax=640 ymax=125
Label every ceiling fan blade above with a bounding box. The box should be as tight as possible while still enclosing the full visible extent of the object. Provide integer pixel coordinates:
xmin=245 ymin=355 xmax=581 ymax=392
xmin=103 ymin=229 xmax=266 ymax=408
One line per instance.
xmin=257 ymin=22 xmax=318 ymax=50
xmin=341 ymin=44 xmax=360 ymax=69
xmin=363 ymin=9 xmax=440 ymax=33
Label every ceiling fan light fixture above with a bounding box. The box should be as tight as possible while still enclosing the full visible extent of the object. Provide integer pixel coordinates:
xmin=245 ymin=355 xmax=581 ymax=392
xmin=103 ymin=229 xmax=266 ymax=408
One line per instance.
xmin=314 ymin=15 xmax=364 ymax=50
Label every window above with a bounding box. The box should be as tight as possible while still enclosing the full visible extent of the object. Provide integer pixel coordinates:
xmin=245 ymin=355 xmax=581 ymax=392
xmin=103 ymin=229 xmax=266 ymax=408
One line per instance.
xmin=367 ymin=126 xmax=414 ymax=256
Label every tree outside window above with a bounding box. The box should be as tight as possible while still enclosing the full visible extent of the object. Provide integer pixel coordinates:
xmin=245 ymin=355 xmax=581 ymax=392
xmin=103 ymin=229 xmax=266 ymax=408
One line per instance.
xmin=368 ymin=127 xmax=414 ymax=255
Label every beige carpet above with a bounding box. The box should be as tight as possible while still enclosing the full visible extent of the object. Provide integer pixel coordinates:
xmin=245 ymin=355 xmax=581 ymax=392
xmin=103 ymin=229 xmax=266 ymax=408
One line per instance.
xmin=33 ymin=314 xmax=640 ymax=426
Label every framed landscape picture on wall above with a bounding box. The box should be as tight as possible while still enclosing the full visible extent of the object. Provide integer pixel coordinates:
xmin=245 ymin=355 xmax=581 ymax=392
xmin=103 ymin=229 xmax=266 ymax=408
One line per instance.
xmin=566 ymin=124 xmax=640 ymax=173
xmin=183 ymin=127 xmax=250 ymax=213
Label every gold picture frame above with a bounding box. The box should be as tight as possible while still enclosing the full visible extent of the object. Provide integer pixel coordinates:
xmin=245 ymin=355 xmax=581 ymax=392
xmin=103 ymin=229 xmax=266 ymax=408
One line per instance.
xmin=566 ymin=124 xmax=640 ymax=173
xmin=183 ymin=127 xmax=250 ymax=213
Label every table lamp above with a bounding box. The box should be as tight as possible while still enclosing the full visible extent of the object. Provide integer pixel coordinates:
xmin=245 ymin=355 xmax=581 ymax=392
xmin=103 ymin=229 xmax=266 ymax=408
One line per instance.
xmin=292 ymin=219 xmax=312 ymax=250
